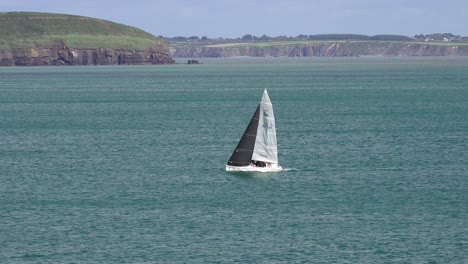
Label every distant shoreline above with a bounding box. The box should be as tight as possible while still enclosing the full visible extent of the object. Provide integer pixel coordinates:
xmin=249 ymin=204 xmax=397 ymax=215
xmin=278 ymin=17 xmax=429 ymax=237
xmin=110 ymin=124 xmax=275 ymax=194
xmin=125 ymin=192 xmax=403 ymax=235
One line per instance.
xmin=169 ymin=40 xmax=468 ymax=58
xmin=165 ymin=33 xmax=468 ymax=58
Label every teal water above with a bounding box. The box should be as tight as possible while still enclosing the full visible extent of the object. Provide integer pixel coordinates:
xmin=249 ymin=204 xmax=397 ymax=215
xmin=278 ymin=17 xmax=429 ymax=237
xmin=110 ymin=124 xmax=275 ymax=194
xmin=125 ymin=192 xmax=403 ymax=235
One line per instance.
xmin=1 ymin=57 xmax=467 ymax=263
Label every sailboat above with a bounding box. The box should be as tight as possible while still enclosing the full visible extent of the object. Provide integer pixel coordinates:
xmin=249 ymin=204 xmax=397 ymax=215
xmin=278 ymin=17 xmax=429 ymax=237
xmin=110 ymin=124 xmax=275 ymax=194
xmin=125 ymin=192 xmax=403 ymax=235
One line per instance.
xmin=226 ymin=89 xmax=282 ymax=172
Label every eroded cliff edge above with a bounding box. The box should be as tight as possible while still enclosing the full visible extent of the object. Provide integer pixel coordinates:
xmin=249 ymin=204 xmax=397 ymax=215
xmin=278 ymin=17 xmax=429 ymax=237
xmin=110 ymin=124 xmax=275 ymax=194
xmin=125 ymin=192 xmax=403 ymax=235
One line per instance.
xmin=0 ymin=44 xmax=174 ymax=66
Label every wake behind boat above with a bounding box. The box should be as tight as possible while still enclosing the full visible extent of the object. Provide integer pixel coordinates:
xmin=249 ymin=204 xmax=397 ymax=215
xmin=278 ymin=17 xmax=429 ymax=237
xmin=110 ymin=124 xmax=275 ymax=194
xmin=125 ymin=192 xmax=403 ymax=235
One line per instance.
xmin=226 ymin=89 xmax=282 ymax=172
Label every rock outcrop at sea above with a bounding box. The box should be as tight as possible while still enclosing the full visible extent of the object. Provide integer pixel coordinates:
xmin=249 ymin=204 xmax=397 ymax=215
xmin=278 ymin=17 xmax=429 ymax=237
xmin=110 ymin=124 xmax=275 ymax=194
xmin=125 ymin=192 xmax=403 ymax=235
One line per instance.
xmin=0 ymin=43 xmax=174 ymax=66
xmin=171 ymin=42 xmax=468 ymax=58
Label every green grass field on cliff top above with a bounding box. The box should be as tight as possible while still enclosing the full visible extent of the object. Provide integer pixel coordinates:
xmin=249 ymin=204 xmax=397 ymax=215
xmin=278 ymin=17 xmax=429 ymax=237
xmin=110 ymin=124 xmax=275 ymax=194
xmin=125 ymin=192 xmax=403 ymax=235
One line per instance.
xmin=0 ymin=12 xmax=167 ymax=50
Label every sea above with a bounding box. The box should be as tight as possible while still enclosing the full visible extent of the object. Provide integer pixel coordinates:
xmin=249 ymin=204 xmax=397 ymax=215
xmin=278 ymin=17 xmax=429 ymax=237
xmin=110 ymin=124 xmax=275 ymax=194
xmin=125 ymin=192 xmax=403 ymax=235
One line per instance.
xmin=0 ymin=57 xmax=467 ymax=263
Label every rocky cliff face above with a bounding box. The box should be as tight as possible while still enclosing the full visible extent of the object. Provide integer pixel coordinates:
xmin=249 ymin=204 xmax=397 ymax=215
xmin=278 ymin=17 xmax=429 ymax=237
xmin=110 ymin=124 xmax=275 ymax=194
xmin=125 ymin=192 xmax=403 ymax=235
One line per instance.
xmin=0 ymin=43 xmax=174 ymax=66
xmin=171 ymin=42 xmax=468 ymax=58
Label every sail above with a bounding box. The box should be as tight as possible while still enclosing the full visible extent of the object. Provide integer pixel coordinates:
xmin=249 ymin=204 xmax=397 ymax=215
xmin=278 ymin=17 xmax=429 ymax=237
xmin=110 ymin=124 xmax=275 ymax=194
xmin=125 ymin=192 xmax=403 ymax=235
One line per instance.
xmin=226 ymin=106 xmax=260 ymax=166
xmin=251 ymin=89 xmax=278 ymax=164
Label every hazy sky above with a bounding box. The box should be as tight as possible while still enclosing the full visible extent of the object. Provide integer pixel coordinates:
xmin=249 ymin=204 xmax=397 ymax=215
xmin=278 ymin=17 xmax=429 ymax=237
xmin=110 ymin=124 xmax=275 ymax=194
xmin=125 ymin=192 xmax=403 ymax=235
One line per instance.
xmin=1 ymin=0 xmax=467 ymax=38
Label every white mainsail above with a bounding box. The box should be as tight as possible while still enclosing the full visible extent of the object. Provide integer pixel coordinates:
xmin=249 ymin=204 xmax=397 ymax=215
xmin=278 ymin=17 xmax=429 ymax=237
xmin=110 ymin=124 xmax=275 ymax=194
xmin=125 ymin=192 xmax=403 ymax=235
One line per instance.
xmin=251 ymin=89 xmax=278 ymax=164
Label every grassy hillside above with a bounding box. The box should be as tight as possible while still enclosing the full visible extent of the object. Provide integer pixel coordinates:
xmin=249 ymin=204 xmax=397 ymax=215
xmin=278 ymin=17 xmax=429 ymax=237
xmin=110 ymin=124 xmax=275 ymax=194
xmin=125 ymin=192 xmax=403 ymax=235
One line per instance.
xmin=0 ymin=12 xmax=167 ymax=50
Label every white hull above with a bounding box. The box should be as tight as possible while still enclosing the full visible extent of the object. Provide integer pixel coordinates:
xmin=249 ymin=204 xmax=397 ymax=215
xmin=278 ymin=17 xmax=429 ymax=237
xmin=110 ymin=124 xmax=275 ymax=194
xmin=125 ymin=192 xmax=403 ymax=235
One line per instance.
xmin=226 ymin=164 xmax=282 ymax=172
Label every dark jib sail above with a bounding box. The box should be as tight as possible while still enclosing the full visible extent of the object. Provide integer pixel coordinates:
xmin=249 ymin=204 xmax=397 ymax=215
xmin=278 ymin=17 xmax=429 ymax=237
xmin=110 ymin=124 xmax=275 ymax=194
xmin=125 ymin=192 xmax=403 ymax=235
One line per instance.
xmin=227 ymin=106 xmax=260 ymax=166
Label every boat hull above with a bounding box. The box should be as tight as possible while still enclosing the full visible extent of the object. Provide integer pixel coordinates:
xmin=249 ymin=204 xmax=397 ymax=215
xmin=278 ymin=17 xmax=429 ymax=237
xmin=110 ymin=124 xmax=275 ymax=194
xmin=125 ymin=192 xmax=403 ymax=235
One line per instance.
xmin=225 ymin=164 xmax=283 ymax=172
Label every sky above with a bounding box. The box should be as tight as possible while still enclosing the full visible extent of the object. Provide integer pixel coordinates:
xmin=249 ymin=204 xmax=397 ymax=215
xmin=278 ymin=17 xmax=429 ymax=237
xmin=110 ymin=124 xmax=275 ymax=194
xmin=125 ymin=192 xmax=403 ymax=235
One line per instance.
xmin=1 ymin=0 xmax=467 ymax=38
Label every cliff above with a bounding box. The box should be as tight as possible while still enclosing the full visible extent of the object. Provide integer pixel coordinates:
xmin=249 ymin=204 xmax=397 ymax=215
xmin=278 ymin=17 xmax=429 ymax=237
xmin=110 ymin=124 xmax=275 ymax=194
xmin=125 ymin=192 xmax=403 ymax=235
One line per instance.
xmin=0 ymin=12 xmax=174 ymax=66
xmin=0 ymin=43 xmax=174 ymax=66
xmin=170 ymin=42 xmax=468 ymax=58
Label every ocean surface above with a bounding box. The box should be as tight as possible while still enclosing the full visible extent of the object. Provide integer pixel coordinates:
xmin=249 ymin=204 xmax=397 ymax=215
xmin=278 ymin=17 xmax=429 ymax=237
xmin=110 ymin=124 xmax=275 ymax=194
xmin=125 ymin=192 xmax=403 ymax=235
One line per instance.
xmin=1 ymin=57 xmax=467 ymax=263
